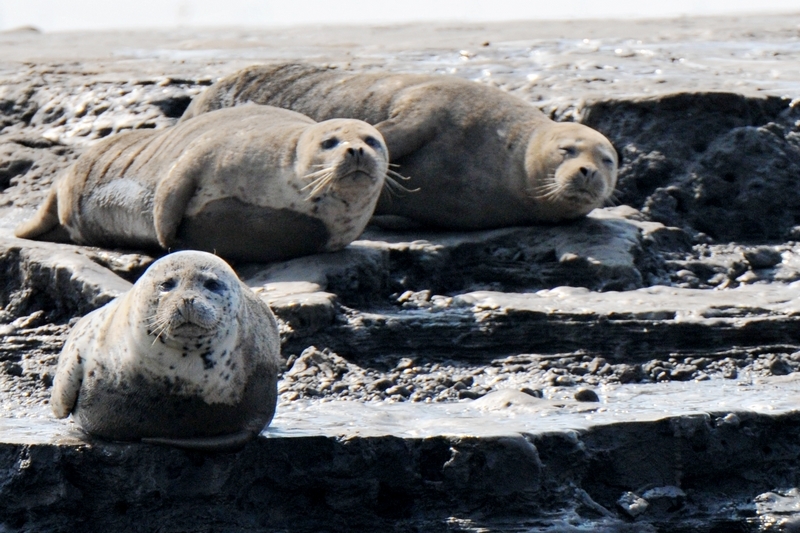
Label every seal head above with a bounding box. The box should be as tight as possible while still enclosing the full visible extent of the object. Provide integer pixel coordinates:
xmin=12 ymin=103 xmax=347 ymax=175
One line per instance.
xmin=524 ymin=122 xmax=618 ymax=222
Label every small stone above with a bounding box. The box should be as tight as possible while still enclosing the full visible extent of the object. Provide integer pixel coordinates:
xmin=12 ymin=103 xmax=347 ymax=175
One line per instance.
xmin=457 ymin=376 xmax=474 ymax=387
xmin=574 ymin=388 xmax=600 ymax=402
xmin=769 ymin=357 xmax=793 ymax=376
xmin=369 ymin=378 xmax=394 ymax=391
xmin=617 ymin=492 xmax=649 ymax=518
xmin=618 ymin=364 xmax=642 ymax=384
xmin=569 ymin=365 xmax=589 ymax=376
xmin=670 ymin=364 xmax=697 ymax=381
xmin=4 ymin=363 xmax=23 ymax=377
xmin=520 ymin=387 xmax=543 ymax=398
xmin=722 ymin=366 xmax=738 ymax=379
xmin=385 ymin=385 xmax=411 ymax=397
xmin=394 ymin=358 xmax=415 ymax=371
xmin=281 ymin=391 xmax=300 ymax=402
xmin=554 ymin=375 xmax=575 ymax=387
xmin=458 ymin=389 xmax=485 ymax=400
xmin=588 ymin=357 xmax=607 ymax=374
xmin=744 ymin=247 xmax=783 ymax=269
xmin=735 ymin=270 xmax=760 ymax=284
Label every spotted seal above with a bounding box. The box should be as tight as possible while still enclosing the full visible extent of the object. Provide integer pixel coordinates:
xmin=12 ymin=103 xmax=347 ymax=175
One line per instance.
xmin=180 ymin=63 xmax=618 ymax=229
xmin=50 ymin=250 xmax=280 ymax=449
xmin=15 ymin=104 xmax=388 ymax=262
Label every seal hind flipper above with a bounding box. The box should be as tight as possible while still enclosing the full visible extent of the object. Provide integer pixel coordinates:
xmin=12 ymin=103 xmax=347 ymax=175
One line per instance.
xmin=141 ymin=430 xmax=255 ymax=452
xmin=14 ymin=184 xmax=64 ymax=240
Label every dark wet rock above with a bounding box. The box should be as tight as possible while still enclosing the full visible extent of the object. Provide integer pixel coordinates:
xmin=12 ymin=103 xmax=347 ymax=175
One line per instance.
xmin=641 ymin=486 xmax=686 ymax=514
xmin=583 ymin=93 xmax=800 ymax=242
xmin=4 ymin=409 xmax=800 ymax=532
xmin=744 ymin=246 xmax=783 ymax=270
xmin=617 ymin=364 xmax=644 ymax=384
xmin=520 ymin=387 xmax=544 ymax=398
xmin=0 ymin=236 xmax=132 ymax=322
xmin=768 ymin=356 xmax=794 ymax=376
xmin=574 ymin=388 xmax=600 ymax=402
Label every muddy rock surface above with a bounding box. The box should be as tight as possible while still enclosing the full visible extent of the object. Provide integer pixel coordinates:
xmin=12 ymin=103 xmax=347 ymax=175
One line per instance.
xmin=2 ymin=13 xmax=800 ymax=532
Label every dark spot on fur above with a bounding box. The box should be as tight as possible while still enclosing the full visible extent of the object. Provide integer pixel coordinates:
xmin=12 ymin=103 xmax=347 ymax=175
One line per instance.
xmin=76 ymin=354 xmax=83 ymax=364
xmin=201 ymin=351 xmax=216 ymax=370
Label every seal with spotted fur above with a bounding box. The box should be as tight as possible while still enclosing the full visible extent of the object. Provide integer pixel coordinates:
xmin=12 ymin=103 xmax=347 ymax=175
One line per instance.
xmin=181 ymin=63 xmax=618 ymax=229
xmin=15 ymin=104 xmax=388 ymax=262
xmin=50 ymin=250 xmax=280 ymax=449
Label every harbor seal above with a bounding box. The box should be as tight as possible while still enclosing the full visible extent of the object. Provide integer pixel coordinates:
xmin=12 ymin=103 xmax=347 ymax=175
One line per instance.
xmin=50 ymin=250 xmax=281 ymax=449
xmin=181 ymin=63 xmax=618 ymax=229
xmin=15 ymin=104 xmax=388 ymax=262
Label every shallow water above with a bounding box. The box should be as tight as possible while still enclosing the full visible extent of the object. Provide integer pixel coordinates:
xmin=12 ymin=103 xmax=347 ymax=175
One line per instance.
xmin=4 ymin=375 xmax=799 ymax=444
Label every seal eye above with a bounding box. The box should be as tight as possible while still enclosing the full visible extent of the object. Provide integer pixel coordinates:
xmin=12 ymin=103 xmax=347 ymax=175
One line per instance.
xmin=203 ymin=279 xmax=226 ymax=293
xmin=321 ymin=138 xmax=339 ymax=150
xmin=559 ymin=146 xmax=577 ymax=158
xmin=602 ymin=157 xmax=615 ymax=167
xmin=159 ymin=279 xmax=177 ymax=292
xmin=364 ymin=136 xmax=382 ymax=150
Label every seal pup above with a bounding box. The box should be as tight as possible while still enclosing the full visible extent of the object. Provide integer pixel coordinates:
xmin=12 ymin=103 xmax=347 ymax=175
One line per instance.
xmin=181 ymin=63 xmax=618 ymax=230
xmin=50 ymin=250 xmax=281 ymax=449
xmin=15 ymin=104 xmax=388 ymax=262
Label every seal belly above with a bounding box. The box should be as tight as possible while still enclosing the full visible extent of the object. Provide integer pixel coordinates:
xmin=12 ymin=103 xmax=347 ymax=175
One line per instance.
xmin=176 ymin=197 xmax=330 ymax=262
xmin=73 ymin=368 xmax=277 ymax=440
xmin=77 ymin=178 xmax=158 ymax=248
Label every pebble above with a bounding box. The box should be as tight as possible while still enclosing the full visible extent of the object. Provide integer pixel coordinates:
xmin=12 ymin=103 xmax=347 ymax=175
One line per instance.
xmin=574 ymin=388 xmax=600 ymax=402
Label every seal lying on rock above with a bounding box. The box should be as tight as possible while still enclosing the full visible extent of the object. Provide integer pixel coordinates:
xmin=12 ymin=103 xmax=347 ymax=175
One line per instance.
xmin=50 ymin=250 xmax=281 ymax=449
xmin=15 ymin=104 xmax=388 ymax=262
xmin=181 ymin=63 xmax=618 ymax=229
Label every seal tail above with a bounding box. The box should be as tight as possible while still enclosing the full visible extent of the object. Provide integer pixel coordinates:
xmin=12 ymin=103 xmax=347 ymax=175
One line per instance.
xmin=14 ymin=184 xmax=71 ymax=242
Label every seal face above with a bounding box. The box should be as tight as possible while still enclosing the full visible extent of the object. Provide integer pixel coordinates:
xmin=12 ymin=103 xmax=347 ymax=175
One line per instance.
xmin=50 ymin=250 xmax=281 ymax=443
xmin=180 ymin=63 xmax=618 ymax=229
xmin=15 ymin=105 xmax=388 ymax=262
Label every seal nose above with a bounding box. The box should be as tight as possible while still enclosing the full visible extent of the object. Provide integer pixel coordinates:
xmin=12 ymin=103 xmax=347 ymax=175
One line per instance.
xmin=347 ymin=146 xmax=365 ymax=156
xmin=578 ymin=166 xmax=598 ymax=186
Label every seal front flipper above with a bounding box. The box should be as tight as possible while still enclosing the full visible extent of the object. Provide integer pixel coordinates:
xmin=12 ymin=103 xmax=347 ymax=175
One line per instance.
xmin=14 ymin=184 xmax=70 ymax=242
xmin=152 ymin=155 xmax=205 ymax=249
xmin=50 ymin=337 xmax=86 ymax=418
xmin=374 ymin=116 xmax=435 ymax=161
xmin=142 ymin=430 xmax=256 ymax=452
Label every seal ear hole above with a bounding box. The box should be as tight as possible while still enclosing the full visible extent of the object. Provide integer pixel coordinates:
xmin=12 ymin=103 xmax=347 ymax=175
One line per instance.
xmin=321 ymin=137 xmax=339 ymax=150
xmin=159 ymin=279 xmax=177 ymax=292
